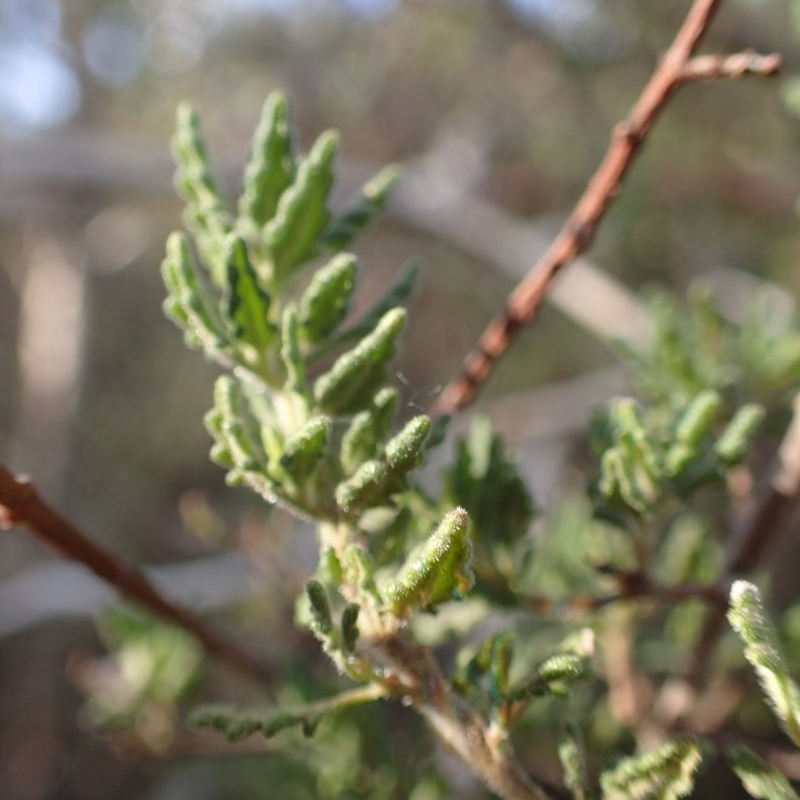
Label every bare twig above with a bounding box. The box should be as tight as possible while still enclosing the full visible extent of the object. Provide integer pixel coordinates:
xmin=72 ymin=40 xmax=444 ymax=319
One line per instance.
xmin=431 ymin=0 xmax=781 ymax=416
xmin=518 ymin=576 xmax=727 ymax=618
xmin=0 ymin=464 xmax=274 ymax=690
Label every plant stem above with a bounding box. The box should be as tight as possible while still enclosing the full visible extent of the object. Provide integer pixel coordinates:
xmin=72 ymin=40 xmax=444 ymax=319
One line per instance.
xmin=0 ymin=463 xmax=274 ymax=690
xmin=432 ymin=0 xmax=780 ymax=415
xmin=375 ymin=632 xmax=554 ymax=800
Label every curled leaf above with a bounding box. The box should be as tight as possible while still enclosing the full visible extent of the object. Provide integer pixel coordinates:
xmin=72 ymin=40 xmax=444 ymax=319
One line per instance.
xmin=385 ymin=508 xmax=473 ymax=615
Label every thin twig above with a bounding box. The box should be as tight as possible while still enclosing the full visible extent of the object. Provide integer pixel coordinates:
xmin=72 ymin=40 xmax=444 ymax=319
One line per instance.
xmin=686 ymin=393 xmax=800 ymax=686
xmin=431 ymin=0 xmax=781 ymax=416
xmin=518 ymin=577 xmax=727 ymax=618
xmin=0 ymin=464 xmax=275 ymax=690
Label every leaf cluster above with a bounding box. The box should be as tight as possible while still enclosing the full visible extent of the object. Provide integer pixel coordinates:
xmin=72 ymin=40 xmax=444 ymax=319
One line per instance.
xmin=149 ymin=95 xmax=800 ymax=800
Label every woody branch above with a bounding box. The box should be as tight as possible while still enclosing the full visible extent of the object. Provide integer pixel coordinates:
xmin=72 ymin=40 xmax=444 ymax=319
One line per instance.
xmin=431 ymin=0 xmax=780 ymax=416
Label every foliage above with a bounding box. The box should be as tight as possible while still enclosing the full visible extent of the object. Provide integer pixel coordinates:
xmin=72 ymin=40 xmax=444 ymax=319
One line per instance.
xmin=81 ymin=91 xmax=800 ymax=799
xmin=728 ymin=581 xmax=800 ymax=747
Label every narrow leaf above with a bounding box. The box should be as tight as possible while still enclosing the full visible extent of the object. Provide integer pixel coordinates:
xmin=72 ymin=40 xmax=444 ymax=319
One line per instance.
xmin=224 ymin=234 xmax=274 ymax=354
xmin=208 ymin=376 xmax=264 ymax=471
xmin=560 ymin=722 xmax=590 ymax=800
xmin=728 ymin=580 xmax=800 ymax=746
xmin=508 ymin=653 xmax=589 ymax=702
xmin=340 ymin=387 xmax=400 ymax=475
xmin=384 ymin=415 xmax=431 ymax=474
xmin=280 ymin=416 xmax=331 ymax=480
xmin=728 ymin=745 xmax=800 ymax=800
xmin=298 ymin=252 xmax=358 ymax=346
xmin=715 ymin=405 xmax=765 ymax=466
xmin=313 ymin=308 xmax=406 ymax=415
xmin=172 ymin=105 xmax=232 ymax=287
xmin=335 ymin=459 xmax=392 ymax=514
xmin=341 ymin=603 xmax=360 ymax=654
xmin=600 ymin=736 xmax=701 ymax=800
xmin=190 ymin=704 xmax=318 ymax=742
xmin=264 ymin=130 xmax=339 ymax=282
xmin=280 ymin=304 xmax=305 ymax=392
xmin=325 ymin=164 xmax=401 ymax=250
xmin=313 ymin=262 xmax=418 ymax=358
xmin=306 ymin=579 xmax=333 ymax=635
xmin=385 ymin=508 xmax=473 ymax=614
xmin=673 ymin=389 xmax=722 ymax=447
xmin=238 ymin=92 xmax=295 ymax=226
xmin=161 ymin=232 xmax=230 ymax=358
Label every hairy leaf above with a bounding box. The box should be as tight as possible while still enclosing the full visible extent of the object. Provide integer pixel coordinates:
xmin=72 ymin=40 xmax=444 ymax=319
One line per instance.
xmin=728 ymin=745 xmax=800 ymax=800
xmin=385 ymin=508 xmax=473 ymax=614
xmin=600 ymin=737 xmax=701 ymax=800
xmin=172 ymin=105 xmax=232 ymax=287
xmin=313 ymin=308 xmax=406 ymax=415
xmin=298 ymin=252 xmax=358 ymax=346
xmin=264 ymin=130 xmax=339 ymax=282
xmin=224 ymin=234 xmax=275 ymax=358
xmin=238 ymin=92 xmax=295 ymax=227
xmin=728 ymin=580 xmax=800 ymax=746
xmin=325 ymin=164 xmax=401 ymax=251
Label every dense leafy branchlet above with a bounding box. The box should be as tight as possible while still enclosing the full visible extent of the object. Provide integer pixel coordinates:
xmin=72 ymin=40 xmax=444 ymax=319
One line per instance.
xmin=161 ymin=92 xmax=500 ymax=756
xmin=155 ymin=94 xmax=800 ymax=800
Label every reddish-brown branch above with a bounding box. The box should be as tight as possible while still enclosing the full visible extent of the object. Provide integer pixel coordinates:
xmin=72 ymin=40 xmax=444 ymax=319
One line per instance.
xmin=0 ymin=464 xmax=274 ymax=690
xmin=431 ymin=0 xmax=780 ymax=416
xmin=519 ymin=577 xmax=727 ymax=618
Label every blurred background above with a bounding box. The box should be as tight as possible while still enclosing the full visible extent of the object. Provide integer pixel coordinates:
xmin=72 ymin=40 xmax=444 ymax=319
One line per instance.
xmin=1 ymin=1 xmax=799 ymax=798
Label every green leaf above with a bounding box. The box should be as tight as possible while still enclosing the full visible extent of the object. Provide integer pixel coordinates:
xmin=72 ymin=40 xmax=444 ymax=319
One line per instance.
xmin=335 ymin=459 xmax=393 ymax=514
xmin=172 ymin=105 xmax=233 ymax=287
xmin=238 ymin=92 xmax=295 ymax=227
xmin=595 ymin=397 xmax=661 ymax=516
xmin=264 ymin=130 xmax=339 ymax=282
xmin=714 ymin=404 xmax=765 ymax=466
xmin=224 ymin=234 xmax=275 ymax=356
xmin=384 ymin=415 xmax=431 ymax=474
xmin=339 ymin=388 xmax=399 ymax=475
xmin=728 ymin=745 xmax=800 ymax=800
xmin=600 ymin=736 xmax=701 ymax=800
xmin=728 ymin=580 xmax=800 ymax=746
xmin=507 ymin=652 xmax=589 ymax=702
xmin=673 ymin=389 xmax=722 ymax=446
xmin=487 ymin=634 xmax=513 ymax=704
xmin=207 ymin=376 xmax=264 ymax=472
xmin=313 ymin=308 xmax=407 ymax=415
xmin=306 ymin=579 xmax=333 ymax=635
xmin=280 ymin=416 xmax=331 ymax=481
xmin=444 ymin=415 xmax=534 ymax=551
xmin=280 ymin=303 xmax=305 ymax=392
xmin=298 ymin=252 xmax=358 ymax=346
xmin=325 ymin=164 xmax=401 ymax=250
xmin=342 ymin=545 xmax=381 ymax=603
xmin=190 ymin=685 xmax=386 ymax=744
xmin=559 ymin=722 xmax=590 ymax=800
xmin=385 ymin=508 xmax=474 ymax=614
xmin=341 ymin=603 xmax=360 ymax=654
xmin=190 ymin=704 xmax=319 ymax=742
xmin=161 ymin=232 xmax=231 ymax=358
xmin=313 ymin=262 xmax=418 ymax=359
